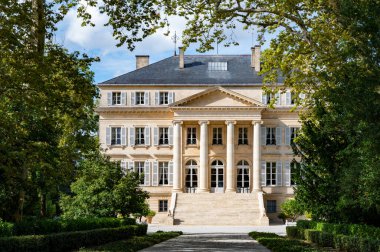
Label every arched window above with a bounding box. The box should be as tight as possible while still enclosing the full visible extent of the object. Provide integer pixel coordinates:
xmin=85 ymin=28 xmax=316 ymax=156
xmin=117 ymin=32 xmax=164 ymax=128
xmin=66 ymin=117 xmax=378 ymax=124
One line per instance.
xmin=211 ymin=160 xmax=224 ymax=192
xmin=211 ymin=160 xmax=223 ymax=166
xmin=237 ymin=160 xmax=250 ymax=193
xmin=185 ymin=160 xmax=198 ymax=192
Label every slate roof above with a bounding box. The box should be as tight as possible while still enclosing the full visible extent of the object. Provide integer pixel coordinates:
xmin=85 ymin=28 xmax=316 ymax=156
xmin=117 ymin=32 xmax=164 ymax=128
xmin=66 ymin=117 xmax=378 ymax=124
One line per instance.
xmin=100 ymin=55 xmax=284 ymax=86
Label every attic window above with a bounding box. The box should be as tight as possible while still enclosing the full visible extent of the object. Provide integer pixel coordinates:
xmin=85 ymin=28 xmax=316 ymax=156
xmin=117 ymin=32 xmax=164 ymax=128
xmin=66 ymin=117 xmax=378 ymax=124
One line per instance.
xmin=208 ymin=62 xmax=228 ymax=71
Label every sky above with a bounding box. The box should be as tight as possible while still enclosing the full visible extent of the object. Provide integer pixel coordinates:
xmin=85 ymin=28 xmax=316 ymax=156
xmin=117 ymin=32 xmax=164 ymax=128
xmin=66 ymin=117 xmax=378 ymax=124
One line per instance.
xmin=56 ymin=6 xmax=274 ymax=84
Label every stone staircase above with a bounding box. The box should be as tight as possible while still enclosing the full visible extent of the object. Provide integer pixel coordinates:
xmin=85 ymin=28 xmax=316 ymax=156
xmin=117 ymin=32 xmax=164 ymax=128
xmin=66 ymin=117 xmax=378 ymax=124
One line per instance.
xmin=173 ymin=193 xmax=269 ymax=225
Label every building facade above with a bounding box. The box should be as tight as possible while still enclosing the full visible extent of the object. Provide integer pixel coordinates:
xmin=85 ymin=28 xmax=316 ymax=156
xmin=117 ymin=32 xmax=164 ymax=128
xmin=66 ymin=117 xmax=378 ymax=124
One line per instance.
xmin=96 ymin=47 xmax=301 ymax=225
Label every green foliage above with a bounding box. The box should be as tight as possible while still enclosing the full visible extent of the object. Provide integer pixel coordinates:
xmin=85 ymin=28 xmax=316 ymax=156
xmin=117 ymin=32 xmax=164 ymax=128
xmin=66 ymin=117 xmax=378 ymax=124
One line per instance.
xmin=0 ymin=220 xmax=14 ymax=237
xmin=60 ymin=153 xmax=149 ymax=219
xmin=0 ymin=225 xmax=147 ymax=252
xmin=285 ymin=227 xmax=299 ymax=239
xmin=279 ymin=199 xmax=304 ymax=221
xmin=79 ymin=231 xmax=182 ymax=251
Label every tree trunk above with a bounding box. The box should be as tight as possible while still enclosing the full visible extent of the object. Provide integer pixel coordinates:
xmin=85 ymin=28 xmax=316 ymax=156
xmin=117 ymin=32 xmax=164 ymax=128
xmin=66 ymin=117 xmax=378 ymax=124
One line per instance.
xmin=40 ymin=192 xmax=47 ymax=217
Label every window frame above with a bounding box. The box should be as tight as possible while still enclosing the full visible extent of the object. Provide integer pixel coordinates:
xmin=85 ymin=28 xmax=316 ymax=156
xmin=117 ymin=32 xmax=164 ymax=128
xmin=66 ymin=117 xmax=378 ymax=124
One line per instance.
xmin=266 ymin=127 xmax=276 ymax=145
xmin=237 ymin=160 xmax=249 ymax=189
xmin=111 ymin=127 xmax=121 ymax=145
xmin=135 ymin=92 xmax=145 ymax=105
xmin=112 ymin=92 xmax=121 ymax=105
xmin=267 ymin=200 xmax=277 ymax=213
xmin=290 ymin=127 xmax=299 ymax=145
xmin=238 ymin=127 xmax=248 ymax=145
xmin=134 ymin=161 xmax=145 ymax=185
xmin=187 ymin=127 xmax=197 ymax=145
xmin=158 ymin=127 xmax=169 ymax=145
xmin=135 ymin=127 xmax=145 ymax=145
xmin=158 ymin=200 xmax=168 ymax=212
xmin=212 ymin=127 xmax=223 ymax=145
xmin=159 ymin=92 xmax=169 ymax=105
xmin=266 ymin=162 xmax=277 ymax=186
xmin=158 ymin=161 xmax=169 ymax=185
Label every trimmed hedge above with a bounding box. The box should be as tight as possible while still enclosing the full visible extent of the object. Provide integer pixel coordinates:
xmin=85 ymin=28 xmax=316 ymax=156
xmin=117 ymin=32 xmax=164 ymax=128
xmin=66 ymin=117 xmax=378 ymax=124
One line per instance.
xmin=0 ymin=224 xmax=147 ymax=252
xmin=0 ymin=217 xmax=136 ymax=237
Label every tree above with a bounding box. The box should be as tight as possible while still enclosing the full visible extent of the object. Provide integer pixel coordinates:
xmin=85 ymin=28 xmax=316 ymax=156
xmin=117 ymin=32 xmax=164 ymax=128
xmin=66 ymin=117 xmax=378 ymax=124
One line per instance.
xmin=60 ymin=151 xmax=149 ymax=218
xmin=280 ymin=199 xmax=304 ymax=222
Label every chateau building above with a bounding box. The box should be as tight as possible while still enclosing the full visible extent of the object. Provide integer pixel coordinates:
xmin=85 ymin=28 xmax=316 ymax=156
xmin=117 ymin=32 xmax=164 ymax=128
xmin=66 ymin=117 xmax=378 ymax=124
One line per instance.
xmin=96 ymin=47 xmax=301 ymax=225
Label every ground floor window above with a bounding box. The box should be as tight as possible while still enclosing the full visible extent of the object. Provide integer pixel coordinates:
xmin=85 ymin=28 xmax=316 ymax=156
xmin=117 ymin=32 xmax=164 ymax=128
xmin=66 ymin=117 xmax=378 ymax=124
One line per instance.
xmin=211 ymin=160 xmax=224 ymax=189
xmin=267 ymin=200 xmax=277 ymax=213
xmin=237 ymin=160 xmax=249 ymax=192
xmin=185 ymin=160 xmax=198 ymax=191
xmin=159 ymin=162 xmax=169 ymax=185
xmin=159 ymin=200 xmax=168 ymax=212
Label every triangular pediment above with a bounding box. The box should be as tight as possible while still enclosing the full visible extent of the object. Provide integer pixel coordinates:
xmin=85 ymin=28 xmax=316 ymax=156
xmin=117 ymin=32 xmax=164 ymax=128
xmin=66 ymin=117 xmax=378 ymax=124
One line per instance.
xmin=170 ymin=87 xmax=264 ymax=108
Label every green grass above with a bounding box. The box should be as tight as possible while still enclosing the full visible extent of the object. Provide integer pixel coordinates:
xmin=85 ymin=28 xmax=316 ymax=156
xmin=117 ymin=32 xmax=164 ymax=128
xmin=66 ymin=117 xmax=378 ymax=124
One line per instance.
xmin=249 ymin=231 xmax=328 ymax=252
xmin=78 ymin=231 xmax=182 ymax=252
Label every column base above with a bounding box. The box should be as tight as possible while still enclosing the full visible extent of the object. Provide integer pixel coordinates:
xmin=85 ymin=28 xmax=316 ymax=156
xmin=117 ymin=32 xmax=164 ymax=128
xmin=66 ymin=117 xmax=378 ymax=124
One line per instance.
xmin=172 ymin=188 xmax=183 ymax=193
xmin=225 ymin=189 xmax=236 ymax=193
xmin=196 ymin=188 xmax=210 ymax=193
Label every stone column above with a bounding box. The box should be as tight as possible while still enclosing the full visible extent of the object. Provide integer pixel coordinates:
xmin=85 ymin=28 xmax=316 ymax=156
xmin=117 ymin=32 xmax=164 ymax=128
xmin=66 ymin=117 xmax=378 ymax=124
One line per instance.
xmin=225 ymin=120 xmax=236 ymax=193
xmin=198 ymin=120 xmax=209 ymax=193
xmin=172 ymin=120 xmax=182 ymax=192
xmin=252 ymin=121 xmax=261 ymax=191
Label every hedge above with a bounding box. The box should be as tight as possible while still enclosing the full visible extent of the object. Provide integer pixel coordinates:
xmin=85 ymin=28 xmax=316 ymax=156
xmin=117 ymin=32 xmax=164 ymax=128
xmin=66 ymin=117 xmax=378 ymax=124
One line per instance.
xmin=0 ymin=224 xmax=147 ymax=252
xmin=0 ymin=217 xmax=136 ymax=237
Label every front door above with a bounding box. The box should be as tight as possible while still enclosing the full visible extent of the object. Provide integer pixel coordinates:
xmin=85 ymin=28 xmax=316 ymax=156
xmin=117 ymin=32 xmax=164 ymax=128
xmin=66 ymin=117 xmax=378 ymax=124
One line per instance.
xmin=211 ymin=167 xmax=224 ymax=193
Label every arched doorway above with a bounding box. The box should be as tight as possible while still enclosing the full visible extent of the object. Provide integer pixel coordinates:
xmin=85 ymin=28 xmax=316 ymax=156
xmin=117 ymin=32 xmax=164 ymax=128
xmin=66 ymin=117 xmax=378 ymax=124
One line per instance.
xmin=237 ymin=160 xmax=250 ymax=193
xmin=211 ymin=160 xmax=224 ymax=193
xmin=185 ymin=160 xmax=198 ymax=193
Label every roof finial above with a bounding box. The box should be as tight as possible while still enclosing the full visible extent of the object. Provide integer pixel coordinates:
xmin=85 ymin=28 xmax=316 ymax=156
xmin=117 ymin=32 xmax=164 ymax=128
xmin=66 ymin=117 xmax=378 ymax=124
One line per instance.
xmin=171 ymin=31 xmax=180 ymax=56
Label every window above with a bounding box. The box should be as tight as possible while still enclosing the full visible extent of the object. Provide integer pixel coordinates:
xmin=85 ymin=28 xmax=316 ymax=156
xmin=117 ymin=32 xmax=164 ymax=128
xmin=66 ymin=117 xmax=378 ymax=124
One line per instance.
xmin=112 ymin=92 xmax=121 ymax=105
xmin=135 ymin=92 xmax=145 ymax=105
xmin=291 ymin=91 xmax=296 ymax=105
xmin=290 ymin=161 xmax=300 ymax=186
xmin=159 ymin=92 xmax=169 ymax=105
xmin=111 ymin=127 xmax=121 ymax=145
xmin=158 ymin=200 xmax=168 ymax=212
xmin=238 ymin=128 xmax=248 ymax=145
xmin=187 ymin=127 xmax=197 ymax=145
xmin=212 ymin=128 xmax=223 ymax=145
xmin=159 ymin=162 xmax=169 ymax=185
xmin=159 ymin=127 xmax=169 ymax=145
xmin=185 ymin=160 xmax=198 ymax=191
xmin=266 ymin=162 xmax=277 ymax=186
xmin=135 ymin=127 xmax=145 ymax=145
xmin=135 ymin=161 xmax=145 ymax=184
xmin=237 ymin=160 xmax=249 ymax=191
xmin=266 ymin=128 xmax=276 ymax=145
xmin=290 ymin=127 xmax=299 ymax=144
xmin=208 ymin=62 xmax=228 ymax=71
xmin=266 ymin=93 xmax=274 ymax=105
xmin=267 ymin=200 xmax=277 ymax=213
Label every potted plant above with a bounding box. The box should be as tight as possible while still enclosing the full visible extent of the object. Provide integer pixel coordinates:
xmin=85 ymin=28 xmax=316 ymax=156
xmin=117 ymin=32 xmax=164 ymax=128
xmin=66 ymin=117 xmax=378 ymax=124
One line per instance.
xmin=145 ymin=210 xmax=156 ymax=224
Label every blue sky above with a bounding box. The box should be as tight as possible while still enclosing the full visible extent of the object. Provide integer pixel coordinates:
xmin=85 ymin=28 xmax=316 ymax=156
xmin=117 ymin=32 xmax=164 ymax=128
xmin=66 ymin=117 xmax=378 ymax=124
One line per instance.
xmin=56 ymin=6 xmax=273 ymax=84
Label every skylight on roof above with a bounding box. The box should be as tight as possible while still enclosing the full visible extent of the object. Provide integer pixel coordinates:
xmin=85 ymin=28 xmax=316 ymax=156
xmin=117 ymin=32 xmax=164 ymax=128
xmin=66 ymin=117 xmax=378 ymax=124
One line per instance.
xmin=208 ymin=62 xmax=228 ymax=71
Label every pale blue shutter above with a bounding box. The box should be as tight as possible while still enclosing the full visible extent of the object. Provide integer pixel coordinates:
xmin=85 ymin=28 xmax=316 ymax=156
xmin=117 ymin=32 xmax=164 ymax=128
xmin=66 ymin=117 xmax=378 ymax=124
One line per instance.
xmin=261 ymin=127 xmax=266 ymax=146
xmin=129 ymin=127 xmax=135 ymax=147
xmin=168 ymin=92 xmax=174 ymax=104
xmin=106 ymin=127 xmax=111 ymax=145
xmin=145 ymin=127 xmax=150 ymax=146
xmin=168 ymin=161 xmax=173 ymax=185
xmin=144 ymin=92 xmax=150 ymax=105
xmin=276 ymin=162 xmax=282 ymax=186
xmin=262 ymin=92 xmax=267 ymax=105
xmin=276 ymin=127 xmax=282 ymax=146
xmin=286 ymin=91 xmax=291 ymax=105
xmin=155 ymin=92 xmax=159 ymax=105
xmin=285 ymin=127 xmax=291 ymax=145
xmin=131 ymin=92 xmax=135 ymax=105
xmin=121 ymin=128 xmax=127 ymax=146
xmin=153 ymin=127 xmax=159 ymax=146
xmin=275 ymin=92 xmax=280 ymax=105
xmin=144 ymin=161 xmax=151 ymax=186
xmin=152 ymin=161 xmax=158 ymax=186
xmin=107 ymin=92 xmax=112 ymax=106
xmin=121 ymin=92 xmax=127 ymax=105
xmin=168 ymin=126 xmax=173 ymax=145
xmin=284 ymin=161 xmax=291 ymax=186
xmin=261 ymin=161 xmax=266 ymax=186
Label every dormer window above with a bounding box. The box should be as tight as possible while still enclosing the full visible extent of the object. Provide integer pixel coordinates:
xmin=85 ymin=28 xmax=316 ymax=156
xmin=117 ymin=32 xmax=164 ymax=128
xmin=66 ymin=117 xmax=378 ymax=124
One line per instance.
xmin=208 ymin=62 xmax=227 ymax=71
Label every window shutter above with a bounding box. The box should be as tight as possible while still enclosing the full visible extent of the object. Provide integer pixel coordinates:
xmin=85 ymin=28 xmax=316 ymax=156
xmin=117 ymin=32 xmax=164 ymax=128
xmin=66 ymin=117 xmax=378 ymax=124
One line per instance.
xmin=261 ymin=161 xmax=266 ymax=186
xmin=129 ymin=127 xmax=135 ymax=147
xmin=168 ymin=126 xmax=173 ymax=145
xmin=168 ymin=161 xmax=173 ymax=185
xmin=131 ymin=92 xmax=135 ymax=105
xmin=153 ymin=127 xmax=159 ymax=146
xmin=145 ymin=127 xmax=151 ymax=146
xmin=106 ymin=127 xmax=111 ymax=145
xmin=121 ymin=92 xmax=127 ymax=105
xmin=284 ymin=161 xmax=290 ymax=186
xmin=276 ymin=162 xmax=282 ymax=186
xmin=261 ymin=127 xmax=266 ymax=146
xmin=152 ymin=161 xmax=158 ymax=186
xmin=155 ymin=92 xmax=159 ymax=105
xmin=121 ymin=127 xmax=127 ymax=146
xmin=285 ymin=127 xmax=291 ymax=145
xmin=128 ymin=161 xmax=134 ymax=172
xmin=107 ymin=92 xmax=112 ymax=106
xmin=286 ymin=91 xmax=291 ymax=105
xmin=168 ymin=92 xmax=174 ymax=104
xmin=120 ymin=160 xmax=127 ymax=174
xmin=144 ymin=92 xmax=150 ymax=105
xmin=276 ymin=127 xmax=282 ymax=146
xmin=275 ymin=92 xmax=280 ymax=105
xmin=144 ymin=161 xmax=151 ymax=186
xmin=262 ymin=93 xmax=267 ymax=105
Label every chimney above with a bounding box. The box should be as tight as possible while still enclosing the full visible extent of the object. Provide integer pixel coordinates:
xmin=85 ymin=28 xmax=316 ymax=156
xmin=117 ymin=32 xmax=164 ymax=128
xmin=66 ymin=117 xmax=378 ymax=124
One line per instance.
xmin=254 ymin=45 xmax=261 ymax=72
xmin=136 ymin=55 xmax=149 ymax=69
xmin=179 ymin=47 xmax=184 ymax=69
xmin=251 ymin=47 xmax=255 ymax=68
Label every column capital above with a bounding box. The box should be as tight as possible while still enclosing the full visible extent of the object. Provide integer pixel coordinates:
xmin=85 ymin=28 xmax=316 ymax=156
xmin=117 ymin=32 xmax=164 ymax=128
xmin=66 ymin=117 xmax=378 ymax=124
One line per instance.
xmin=225 ymin=120 xmax=237 ymax=125
xmin=252 ymin=120 xmax=264 ymax=125
xmin=198 ymin=120 xmax=209 ymax=125
xmin=172 ymin=120 xmax=183 ymax=125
